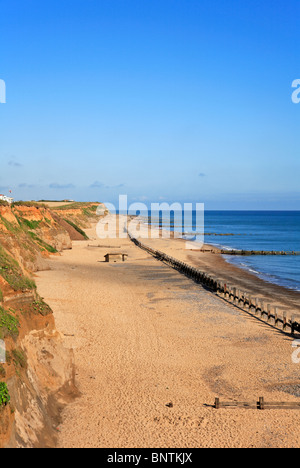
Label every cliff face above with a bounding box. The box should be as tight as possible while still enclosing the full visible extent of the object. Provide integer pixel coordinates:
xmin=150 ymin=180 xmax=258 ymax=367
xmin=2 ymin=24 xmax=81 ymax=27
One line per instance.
xmin=0 ymin=201 xmax=102 ymax=447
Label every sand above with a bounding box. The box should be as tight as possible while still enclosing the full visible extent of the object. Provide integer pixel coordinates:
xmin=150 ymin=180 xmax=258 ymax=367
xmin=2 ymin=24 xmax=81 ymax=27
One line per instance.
xmin=35 ymin=221 xmax=300 ymax=448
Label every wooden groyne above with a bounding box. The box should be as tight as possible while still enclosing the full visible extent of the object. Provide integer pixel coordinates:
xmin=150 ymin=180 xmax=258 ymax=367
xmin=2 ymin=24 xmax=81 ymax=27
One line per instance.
xmin=220 ymin=250 xmax=300 ymax=256
xmin=197 ymin=249 xmax=300 ymax=256
xmin=128 ymin=233 xmax=300 ymax=336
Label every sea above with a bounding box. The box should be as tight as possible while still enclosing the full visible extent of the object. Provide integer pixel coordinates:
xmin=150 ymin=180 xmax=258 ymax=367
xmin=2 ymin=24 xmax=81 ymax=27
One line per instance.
xmin=135 ymin=210 xmax=300 ymax=293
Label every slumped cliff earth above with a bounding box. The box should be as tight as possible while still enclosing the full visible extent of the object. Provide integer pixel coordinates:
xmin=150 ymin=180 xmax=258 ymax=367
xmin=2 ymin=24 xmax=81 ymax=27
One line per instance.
xmin=0 ymin=200 xmax=103 ymax=447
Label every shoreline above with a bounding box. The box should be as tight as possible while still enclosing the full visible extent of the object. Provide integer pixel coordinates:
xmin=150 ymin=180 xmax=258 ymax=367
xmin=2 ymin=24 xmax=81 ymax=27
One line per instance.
xmin=129 ymin=220 xmax=300 ymax=316
xmin=138 ymin=212 xmax=300 ymax=294
xmin=150 ymin=238 xmax=300 ymax=315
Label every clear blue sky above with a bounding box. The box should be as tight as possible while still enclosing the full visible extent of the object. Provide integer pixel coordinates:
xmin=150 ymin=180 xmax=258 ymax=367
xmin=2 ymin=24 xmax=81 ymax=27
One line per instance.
xmin=0 ymin=0 xmax=299 ymax=209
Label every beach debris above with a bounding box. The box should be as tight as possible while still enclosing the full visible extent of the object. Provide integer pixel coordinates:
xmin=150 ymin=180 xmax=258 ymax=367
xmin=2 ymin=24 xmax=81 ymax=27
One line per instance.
xmin=166 ymin=402 xmax=173 ymax=408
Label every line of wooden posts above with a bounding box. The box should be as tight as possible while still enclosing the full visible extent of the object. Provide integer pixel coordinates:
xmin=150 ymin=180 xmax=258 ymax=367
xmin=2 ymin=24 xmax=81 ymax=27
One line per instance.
xmin=128 ymin=233 xmax=300 ymax=336
xmin=214 ymin=397 xmax=300 ymax=410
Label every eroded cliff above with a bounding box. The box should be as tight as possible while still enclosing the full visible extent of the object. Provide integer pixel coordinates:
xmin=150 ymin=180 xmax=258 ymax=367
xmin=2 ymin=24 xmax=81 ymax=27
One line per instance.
xmin=0 ymin=201 xmax=102 ymax=447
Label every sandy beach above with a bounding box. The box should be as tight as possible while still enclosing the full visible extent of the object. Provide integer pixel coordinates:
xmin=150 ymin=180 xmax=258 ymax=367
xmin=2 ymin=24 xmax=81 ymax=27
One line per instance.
xmin=35 ymin=220 xmax=300 ymax=448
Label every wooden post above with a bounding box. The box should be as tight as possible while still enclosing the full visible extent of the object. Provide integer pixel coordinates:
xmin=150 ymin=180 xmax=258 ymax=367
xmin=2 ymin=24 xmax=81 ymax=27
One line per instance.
xmin=215 ymin=398 xmax=220 ymax=409
xmin=291 ymin=315 xmax=295 ymax=335
xmin=259 ymin=397 xmax=265 ymax=410
xmin=255 ymin=298 xmax=259 ymax=315
xmin=274 ymin=307 xmax=278 ymax=326
xmin=233 ymin=287 xmax=237 ymax=303
xmin=260 ymin=301 xmax=265 ymax=318
xmin=283 ymin=313 xmax=287 ymax=330
xmin=267 ymin=304 xmax=271 ymax=322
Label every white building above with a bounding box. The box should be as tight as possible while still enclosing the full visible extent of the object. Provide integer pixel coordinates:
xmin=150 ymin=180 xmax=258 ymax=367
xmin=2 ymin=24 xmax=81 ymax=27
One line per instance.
xmin=0 ymin=194 xmax=13 ymax=204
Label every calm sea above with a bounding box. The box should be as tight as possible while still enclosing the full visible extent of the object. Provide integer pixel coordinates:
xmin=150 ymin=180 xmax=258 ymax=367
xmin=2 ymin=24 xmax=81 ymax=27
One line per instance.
xmin=137 ymin=210 xmax=300 ymax=292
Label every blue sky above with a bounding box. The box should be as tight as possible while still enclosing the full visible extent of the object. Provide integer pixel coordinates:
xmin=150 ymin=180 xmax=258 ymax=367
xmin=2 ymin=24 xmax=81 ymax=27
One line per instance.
xmin=0 ymin=0 xmax=299 ymax=209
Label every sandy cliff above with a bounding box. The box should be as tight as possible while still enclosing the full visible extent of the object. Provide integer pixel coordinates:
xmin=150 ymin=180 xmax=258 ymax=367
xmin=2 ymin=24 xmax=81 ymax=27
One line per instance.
xmin=0 ymin=201 xmax=102 ymax=447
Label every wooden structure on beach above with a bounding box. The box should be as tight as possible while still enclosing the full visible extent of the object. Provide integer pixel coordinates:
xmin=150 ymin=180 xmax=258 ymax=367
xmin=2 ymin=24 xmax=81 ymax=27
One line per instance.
xmin=104 ymin=252 xmax=128 ymax=263
xmin=127 ymin=231 xmax=300 ymax=337
xmin=214 ymin=397 xmax=300 ymax=410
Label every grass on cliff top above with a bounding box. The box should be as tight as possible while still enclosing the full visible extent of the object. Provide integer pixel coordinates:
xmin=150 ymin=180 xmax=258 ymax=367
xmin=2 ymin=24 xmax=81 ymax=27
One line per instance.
xmin=12 ymin=201 xmax=47 ymax=209
xmin=0 ymin=245 xmax=36 ymax=292
xmin=53 ymin=201 xmax=99 ymax=211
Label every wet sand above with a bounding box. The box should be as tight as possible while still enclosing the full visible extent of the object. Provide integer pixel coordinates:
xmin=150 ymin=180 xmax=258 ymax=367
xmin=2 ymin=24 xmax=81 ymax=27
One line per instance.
xmin=36 ymin=222 xmax=300 ymax=448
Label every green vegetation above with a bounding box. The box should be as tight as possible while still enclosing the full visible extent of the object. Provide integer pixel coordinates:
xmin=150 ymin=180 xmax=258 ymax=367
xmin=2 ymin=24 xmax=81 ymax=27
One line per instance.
xmin=82 ymin=204 xmax=100 ymax=216
xmin=27 ymin=232 xmax=58 ymax=253
xmin=12 ymin=348 xmax=27 ymax=369
xmin=0 ymin=306 xmax=19 ymax=340
xmin=0 ymin=214 xmax=21 ymax=235
xmin=64 ymin=218 xmax=89 ymax=239
xmin=54 ymin=201 xmax=98 ymax=211
xmin=0 ymin=382 xmax=10 ymax=406
xmin=0 ymin=200 xmax=9 ymax=207
xmin=12 ymin=201 xmax=47 ymax=209
xmin=30 ymin=297 xmax=52 ymax=316
xmin=0 ymin=244 xmax=36 ymax=292
xmin=18 ymin=218 xmax=41 ymax=230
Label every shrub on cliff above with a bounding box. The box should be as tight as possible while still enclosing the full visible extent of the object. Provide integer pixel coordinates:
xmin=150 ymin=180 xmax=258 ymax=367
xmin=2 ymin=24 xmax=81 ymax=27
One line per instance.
xmin=0 ymin=382 xmax=10 ymax=406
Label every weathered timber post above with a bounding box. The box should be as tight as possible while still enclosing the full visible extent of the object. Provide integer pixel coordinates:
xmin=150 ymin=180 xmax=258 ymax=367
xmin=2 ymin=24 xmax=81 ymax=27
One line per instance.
xmin=259 ymin=397 xmax=265 ymax=410
xmin=267 ymin=304 xmax=272 ymax=322
xmin=274 ymin=307 xmax=278 ymax=326
xmin=291 ymin=315 xmax=295 ymax=335
xmin=237 ymin=289 xmax=241 ymax=305
xmin=260 ymin=301 xmax=265 ymax=318
xmin=255 ymin=298 xmax=260 ymax=315
xmin=283 ymin=313 xmax=287 ymax=331
xmin=233 ymin=287 xmax=237 ymax=303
